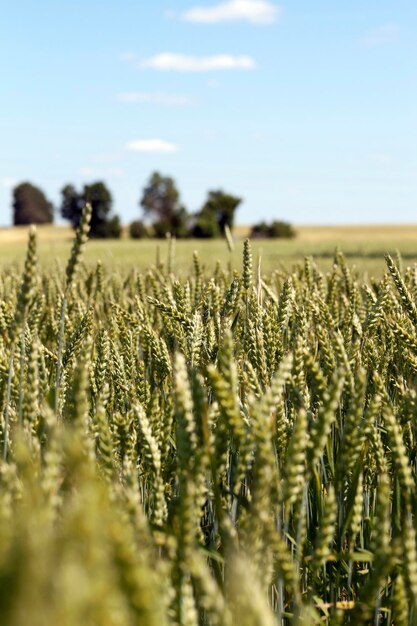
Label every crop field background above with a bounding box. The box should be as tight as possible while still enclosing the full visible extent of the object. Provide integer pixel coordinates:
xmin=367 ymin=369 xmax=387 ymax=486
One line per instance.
xmin=2 ymin=209 xmax=417 ymax=625
xmin=2 ymin=224 xmax=417 ymax=277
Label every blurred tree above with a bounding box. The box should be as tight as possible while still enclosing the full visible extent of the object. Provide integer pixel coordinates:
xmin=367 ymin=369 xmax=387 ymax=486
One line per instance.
xmin=60 ymin=181 xmax=121 ymax=238
xmin=61 ymin=184 xmax=82 ymax=226
xmin=140 ymin=172 xmax=189 ymax=238
xmin=191 ymin=211 xmax=220 ymax=239
xmin=13 ymin=182 xmax=54 ymax=225
xmin=168 ymin=206 xmax=189 ymax=239
xmin=199 ymin=190 xmax=241 ymax=232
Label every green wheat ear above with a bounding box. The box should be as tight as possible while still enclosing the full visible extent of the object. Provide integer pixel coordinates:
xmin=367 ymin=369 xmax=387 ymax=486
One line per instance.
xmin=11 ymin=224 xmax=38 ymax=338
xmin=224 ymin=224 xmax=235 ymax=253
xmin=386 ymin=253 xmax=417 ymax=327
xmin=2 ymin=212 xmax=417 ymax=624
xmin=3 ymin=225 xmax=38 ymax=459
xmin=313 ymin=484 xmax=337 ymax=568
xmin=242 ymin=238 xmax=253 ymax=291
xmin=56 ymin=202 xmax=92 ymax=418
xmin=65 ymin=202 xmax=92 ymax=290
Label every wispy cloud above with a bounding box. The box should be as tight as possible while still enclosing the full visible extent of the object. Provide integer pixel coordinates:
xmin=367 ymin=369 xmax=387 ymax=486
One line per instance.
xmin=0 ymin=177 xmax=17 ymax=189
xmin=117 ymin=92 xmax=195 ymax=106
xmin=126 ymin=139 xmax=178 ymax=153
xmin=182 ymin=0 xmax=281 ymax=24
xmin=139 ymin=53 xmax=256 ymax=71
xmin=361 ymin=23 xmax=399 ymax=47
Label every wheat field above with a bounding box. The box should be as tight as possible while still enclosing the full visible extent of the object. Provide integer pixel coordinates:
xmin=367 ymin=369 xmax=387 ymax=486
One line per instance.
xmin=1 ymin=207 xmax=417 ymax=624
xmin=2 ymin=223 xmax=417 ymax=277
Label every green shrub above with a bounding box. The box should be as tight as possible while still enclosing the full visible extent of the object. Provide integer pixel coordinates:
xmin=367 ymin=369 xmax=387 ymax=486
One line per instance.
xmin=250 ymin=219 xmax=296 ymax=239
xmin=129 ymin=220 xmax=149 ymax=239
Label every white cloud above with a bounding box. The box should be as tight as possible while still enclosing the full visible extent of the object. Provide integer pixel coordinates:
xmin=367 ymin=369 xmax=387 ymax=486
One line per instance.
xmin=361 ymin=23 xmax=399 ymax=47
xmin=126 ymin=139 xmax=178 ymax=153
xmin=0 ymin=177 xmax=17 ymax=189
xmin=140 ymin=53 xmax=256 ymax=71
xmin=117 ymin=92 xmax=195 ymax=106
xmin=182 ymin=0 xmax=281 ymax=24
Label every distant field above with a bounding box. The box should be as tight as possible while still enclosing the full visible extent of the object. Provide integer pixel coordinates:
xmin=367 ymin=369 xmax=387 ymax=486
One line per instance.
xmin=235 ymin=223 xmax=417 ymax=241
xmin=1 ymin=223 xmax=417 ymax=277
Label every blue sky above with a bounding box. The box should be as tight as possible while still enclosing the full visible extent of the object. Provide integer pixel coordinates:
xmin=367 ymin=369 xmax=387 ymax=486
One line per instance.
xmin=1 ymin=0 xmax=416 ymax=226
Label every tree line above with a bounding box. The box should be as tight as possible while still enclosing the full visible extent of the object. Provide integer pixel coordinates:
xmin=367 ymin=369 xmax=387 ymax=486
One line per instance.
xmin=11 ymin=174 xmax=295 ymax=239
